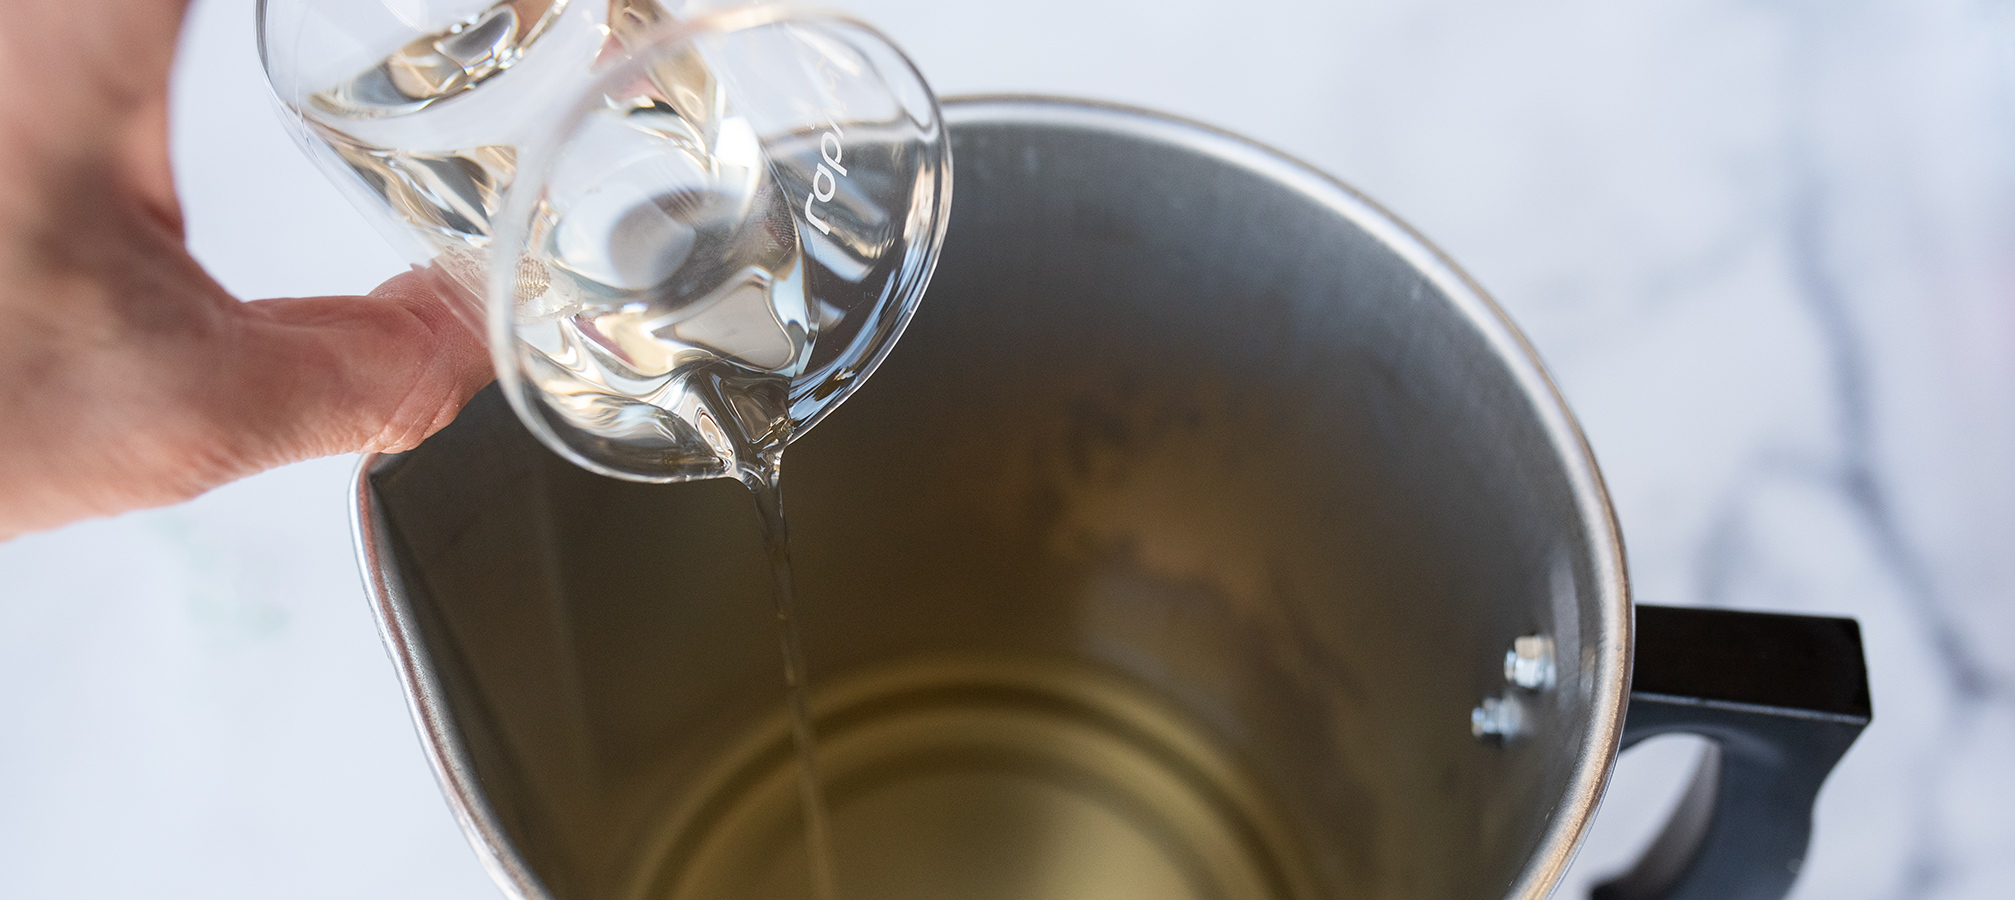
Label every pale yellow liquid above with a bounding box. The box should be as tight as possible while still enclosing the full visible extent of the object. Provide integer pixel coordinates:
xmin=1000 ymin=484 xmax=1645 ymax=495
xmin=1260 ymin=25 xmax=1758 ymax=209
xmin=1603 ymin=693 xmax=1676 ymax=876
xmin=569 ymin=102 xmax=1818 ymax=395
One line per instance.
xmin=622 ymin=657 xmax=1318 ymax=900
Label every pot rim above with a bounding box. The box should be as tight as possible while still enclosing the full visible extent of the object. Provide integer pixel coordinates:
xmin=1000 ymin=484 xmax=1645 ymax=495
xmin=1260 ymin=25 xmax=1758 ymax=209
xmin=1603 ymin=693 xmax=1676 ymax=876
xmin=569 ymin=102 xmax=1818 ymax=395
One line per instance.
xmin=352 ymin=94 xmax=1634 ymax=900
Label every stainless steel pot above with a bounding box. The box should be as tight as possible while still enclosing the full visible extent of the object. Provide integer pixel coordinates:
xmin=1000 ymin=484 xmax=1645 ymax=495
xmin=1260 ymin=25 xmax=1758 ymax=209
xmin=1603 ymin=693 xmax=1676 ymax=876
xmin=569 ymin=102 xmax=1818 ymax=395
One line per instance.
xmin=353 ymin=97 xmax=1868 ymax=900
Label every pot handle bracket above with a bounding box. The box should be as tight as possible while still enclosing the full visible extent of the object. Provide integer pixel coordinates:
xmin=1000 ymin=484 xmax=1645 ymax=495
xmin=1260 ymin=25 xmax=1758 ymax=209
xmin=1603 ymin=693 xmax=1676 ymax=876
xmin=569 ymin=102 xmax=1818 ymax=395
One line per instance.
xmin=1595 ymin=605 xmax=1871 ymax=900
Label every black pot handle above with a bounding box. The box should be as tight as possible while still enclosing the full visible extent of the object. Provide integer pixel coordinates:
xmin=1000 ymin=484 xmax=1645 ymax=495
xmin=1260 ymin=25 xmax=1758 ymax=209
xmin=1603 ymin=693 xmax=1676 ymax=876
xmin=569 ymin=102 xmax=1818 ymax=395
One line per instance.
xmin=1593 ymin=605 xmax=1871 ymax=900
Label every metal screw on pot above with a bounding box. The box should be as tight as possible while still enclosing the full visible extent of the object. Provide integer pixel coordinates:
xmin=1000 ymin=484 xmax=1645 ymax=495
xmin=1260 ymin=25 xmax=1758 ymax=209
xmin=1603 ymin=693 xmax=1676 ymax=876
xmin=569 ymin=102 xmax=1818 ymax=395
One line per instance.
xmin=1506 ymin=634 xmax=1558 ymax=690
xmin=1472 ymin=693 xmax=1527 ymax=741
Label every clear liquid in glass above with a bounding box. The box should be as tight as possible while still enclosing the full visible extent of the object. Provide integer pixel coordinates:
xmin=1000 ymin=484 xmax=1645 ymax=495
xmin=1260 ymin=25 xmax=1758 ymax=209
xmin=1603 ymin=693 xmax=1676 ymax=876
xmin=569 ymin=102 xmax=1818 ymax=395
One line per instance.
xmin=295 ymin=0 xmax=822 ymax=479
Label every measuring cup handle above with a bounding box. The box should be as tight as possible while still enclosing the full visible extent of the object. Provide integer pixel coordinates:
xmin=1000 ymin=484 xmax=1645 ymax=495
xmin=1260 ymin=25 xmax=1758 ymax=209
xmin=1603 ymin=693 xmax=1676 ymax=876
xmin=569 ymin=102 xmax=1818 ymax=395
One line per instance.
xmin=1593 ymin=605 xmax=1871 ymax=900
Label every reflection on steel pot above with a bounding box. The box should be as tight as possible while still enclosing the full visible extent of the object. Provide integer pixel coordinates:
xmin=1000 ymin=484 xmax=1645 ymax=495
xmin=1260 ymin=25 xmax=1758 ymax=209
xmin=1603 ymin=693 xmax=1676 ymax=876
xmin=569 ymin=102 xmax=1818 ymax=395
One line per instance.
xmin=353 ymin=97 xmax=1869 ymax=900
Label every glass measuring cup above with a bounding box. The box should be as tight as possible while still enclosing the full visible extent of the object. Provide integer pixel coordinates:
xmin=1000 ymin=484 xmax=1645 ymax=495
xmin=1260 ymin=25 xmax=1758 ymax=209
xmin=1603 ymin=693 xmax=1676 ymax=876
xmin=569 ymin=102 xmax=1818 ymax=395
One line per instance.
xmin=257 ymin=1 xmax=952 ymax=481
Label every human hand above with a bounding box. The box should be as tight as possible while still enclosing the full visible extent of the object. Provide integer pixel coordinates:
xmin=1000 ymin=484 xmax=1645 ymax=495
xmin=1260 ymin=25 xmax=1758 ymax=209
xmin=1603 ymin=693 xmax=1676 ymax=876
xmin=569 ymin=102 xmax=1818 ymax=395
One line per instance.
xmin=0 ymin=0 xmax=493 ymax=540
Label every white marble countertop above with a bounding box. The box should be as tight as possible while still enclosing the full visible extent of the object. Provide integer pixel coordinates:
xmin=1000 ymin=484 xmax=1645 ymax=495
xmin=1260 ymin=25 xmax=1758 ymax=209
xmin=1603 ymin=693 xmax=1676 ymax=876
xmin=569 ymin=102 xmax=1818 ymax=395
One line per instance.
xmin=3 ymin=0 xmax=2009 ymax=897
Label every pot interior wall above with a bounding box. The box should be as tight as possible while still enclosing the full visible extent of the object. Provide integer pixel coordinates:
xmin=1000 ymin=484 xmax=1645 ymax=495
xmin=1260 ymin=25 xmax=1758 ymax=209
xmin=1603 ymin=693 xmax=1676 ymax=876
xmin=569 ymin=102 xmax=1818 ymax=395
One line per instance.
xmin=367 ymin=102 xmax=1611 ymax=900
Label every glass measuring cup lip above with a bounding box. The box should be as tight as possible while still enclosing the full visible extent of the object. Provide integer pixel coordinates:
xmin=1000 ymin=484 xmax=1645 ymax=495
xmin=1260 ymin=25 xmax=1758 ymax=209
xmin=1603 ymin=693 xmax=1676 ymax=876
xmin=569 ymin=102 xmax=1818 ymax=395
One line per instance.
xmin=485 ymin=4 xmax=954 ymax=483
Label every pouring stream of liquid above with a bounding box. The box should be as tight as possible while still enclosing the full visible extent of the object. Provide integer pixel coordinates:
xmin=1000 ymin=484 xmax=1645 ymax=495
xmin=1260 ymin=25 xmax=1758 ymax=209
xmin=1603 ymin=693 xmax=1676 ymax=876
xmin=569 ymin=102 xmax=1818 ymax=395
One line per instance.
xmin=742 ymin=457 xmax=840 ymax=900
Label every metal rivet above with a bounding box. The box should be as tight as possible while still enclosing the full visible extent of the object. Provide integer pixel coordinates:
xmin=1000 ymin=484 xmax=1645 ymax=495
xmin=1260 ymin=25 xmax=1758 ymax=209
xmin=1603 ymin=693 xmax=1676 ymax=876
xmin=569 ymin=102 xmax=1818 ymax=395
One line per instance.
xmin=1504 ymin=634 xmax=1556 ymax=691
xmin=1471 ymin=693 xmax=1525 ymax=742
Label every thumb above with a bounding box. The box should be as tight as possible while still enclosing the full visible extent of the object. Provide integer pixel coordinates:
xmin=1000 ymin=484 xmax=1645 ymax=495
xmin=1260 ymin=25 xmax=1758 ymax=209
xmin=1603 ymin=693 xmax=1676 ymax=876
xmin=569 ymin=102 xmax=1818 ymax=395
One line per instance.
xmin=0 ymin=271 xmax=494 ymax=541
xmin=215 ymin=270 xmax=494 ymax=470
